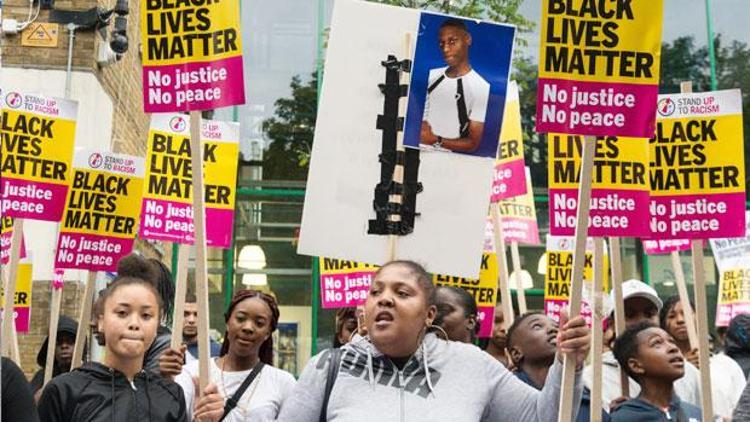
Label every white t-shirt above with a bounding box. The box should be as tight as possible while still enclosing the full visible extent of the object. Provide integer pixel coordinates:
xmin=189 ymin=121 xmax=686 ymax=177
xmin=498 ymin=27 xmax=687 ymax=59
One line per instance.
xmin=175 ymin=358 xmax=296 ymax=422
xmin=711 ymin=352 xmax=746 ymax=417
xmin=422 ymin=66 xmax=490 ymax=140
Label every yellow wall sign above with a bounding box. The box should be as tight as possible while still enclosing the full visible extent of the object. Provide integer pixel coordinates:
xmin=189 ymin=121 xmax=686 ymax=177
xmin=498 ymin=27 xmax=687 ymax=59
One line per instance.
xmin=21 ymin=23 xmax=59 ymax=48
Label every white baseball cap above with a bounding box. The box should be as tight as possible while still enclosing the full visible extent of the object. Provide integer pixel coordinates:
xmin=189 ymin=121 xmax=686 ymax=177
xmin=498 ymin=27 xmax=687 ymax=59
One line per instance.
xmin=608 ymin=279 xmax=663 ymax=316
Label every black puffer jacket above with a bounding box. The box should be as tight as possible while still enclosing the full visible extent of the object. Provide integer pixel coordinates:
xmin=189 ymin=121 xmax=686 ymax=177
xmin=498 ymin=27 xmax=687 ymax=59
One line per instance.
xmin=37 ymin=362 xmax=187 ymax=422
xmin=726 ymin=314 xmax=750 ymax=378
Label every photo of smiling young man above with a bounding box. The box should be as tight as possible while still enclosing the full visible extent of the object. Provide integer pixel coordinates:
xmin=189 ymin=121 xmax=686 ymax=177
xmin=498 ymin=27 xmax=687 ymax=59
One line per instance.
xmin=420 ymin=18 xmax=490 ymax=153
xmin=403 ymin=13 xmax=515 ymax=159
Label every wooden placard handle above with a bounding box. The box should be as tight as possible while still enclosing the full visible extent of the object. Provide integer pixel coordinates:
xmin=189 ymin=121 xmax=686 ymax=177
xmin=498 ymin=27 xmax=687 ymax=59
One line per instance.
xmin=557 ymin=137 xmax=596 ymax=422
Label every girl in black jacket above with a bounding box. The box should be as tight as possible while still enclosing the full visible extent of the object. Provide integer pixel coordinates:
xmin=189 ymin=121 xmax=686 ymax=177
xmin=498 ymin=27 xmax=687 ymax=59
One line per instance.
xmin=38 ymin=257 xmax=187 ymax=422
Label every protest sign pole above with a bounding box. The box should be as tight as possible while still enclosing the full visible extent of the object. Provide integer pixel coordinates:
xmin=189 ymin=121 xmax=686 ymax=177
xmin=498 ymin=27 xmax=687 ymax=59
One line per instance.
xmin=608 ymin=237 xmax=629 ymax=396
xmin=590 ymin=237 xmax=605 ymax=422
xmin=45 ymin=71 xmax=76 ymax=385
xmin=491 ymin=204 xmax=514 ymax=328
xmin=9 ymin=322 xmax=20 ymax=363
xmin=678 ymin=80 xmax=713 ymax=421
xmin=558 ymin=137 xmax=596 ymax=422
xmin=169 ymin=244 xmax=191 ymax=349
xmin=691 ymin=239 xmax=714 ymax=421
xmin=71 ymin=270 xmax=97 ymax=369
xmin=1 ymin=218 xmax=24 ymax=359
xmin=44 ymin=286 xmax=63 ymax=384
xmin=189 ymin=111 xmax=211 ymax=391
xmin=386 ymin=33 xmax=412 ymax=261
xmin=670 ymin=251 xmax=699 ymax=349
xmin=509 ymin=241 xmax=527 ymax=314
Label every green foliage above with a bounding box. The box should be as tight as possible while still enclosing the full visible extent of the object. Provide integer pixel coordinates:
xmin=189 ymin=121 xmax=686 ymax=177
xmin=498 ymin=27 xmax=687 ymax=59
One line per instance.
xmin=374 ymin=0 xmax=534 ymax=44
xmin=261 ymin=73 xmax=318 ymax=180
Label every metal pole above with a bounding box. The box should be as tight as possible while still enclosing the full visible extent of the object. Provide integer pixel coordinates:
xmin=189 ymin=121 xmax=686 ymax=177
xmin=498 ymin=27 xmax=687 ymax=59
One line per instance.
xmin=311 ymin=257 xmax=320 ymax=356
xmin=705 ymin=0 xmax=718 ymax=90
xmin=223 ymin=233 xmax=235 ymax=310
xmin=65 ymin=24 xmax=77 ymax=98
xmin=171 ymin=242 xmax=179 ymax=282
xmin=310 ymin=0 xmax=325 ymax=357
xmin=316 ymin=0 xmax=325 ymax=98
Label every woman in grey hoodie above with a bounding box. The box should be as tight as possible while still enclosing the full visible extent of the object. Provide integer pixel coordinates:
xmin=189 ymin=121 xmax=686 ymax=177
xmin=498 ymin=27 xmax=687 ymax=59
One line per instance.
xmin=275 ymin=260 xmax=590 ymax=422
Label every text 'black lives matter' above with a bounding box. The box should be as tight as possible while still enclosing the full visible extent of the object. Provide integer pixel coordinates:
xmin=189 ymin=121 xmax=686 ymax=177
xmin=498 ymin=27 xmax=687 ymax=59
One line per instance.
xmin=368 ymin=55 xmax=422 ymax=236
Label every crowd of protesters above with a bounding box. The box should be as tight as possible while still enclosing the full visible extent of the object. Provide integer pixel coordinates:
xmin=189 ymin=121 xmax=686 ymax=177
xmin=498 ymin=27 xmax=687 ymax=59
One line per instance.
xmin=4 ymin=255 xmax=750 ymax=421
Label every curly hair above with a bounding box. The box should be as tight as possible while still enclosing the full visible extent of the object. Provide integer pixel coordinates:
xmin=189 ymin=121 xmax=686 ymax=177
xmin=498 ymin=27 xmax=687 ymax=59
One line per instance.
xmin=220 ymin=289 xmax=280 ymax=365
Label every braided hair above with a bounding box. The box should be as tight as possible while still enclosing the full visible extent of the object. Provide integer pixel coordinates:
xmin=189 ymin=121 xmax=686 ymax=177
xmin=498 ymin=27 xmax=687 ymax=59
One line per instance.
xmin=148 ymin=258 xmax=175 ymax=325
xmin=221 ymin=289 xmax=280 ymax=365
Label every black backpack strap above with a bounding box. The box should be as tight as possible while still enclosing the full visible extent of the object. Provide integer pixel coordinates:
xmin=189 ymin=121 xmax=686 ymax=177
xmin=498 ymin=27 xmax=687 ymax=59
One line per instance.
xmin=427 ymin=74 xmax=445 ymax=93
xmin=219 ymin=361 xmax=265 ymax=421
xmin=456 ymin=78 xmax=470 ymax=138
xmin=319 ymin=349 xmax=342 ymax=422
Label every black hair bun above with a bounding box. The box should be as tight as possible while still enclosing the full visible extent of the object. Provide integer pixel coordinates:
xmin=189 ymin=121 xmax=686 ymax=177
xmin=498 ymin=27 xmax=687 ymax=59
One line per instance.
xmin=116 ymin=254 xmax=159 ymax=286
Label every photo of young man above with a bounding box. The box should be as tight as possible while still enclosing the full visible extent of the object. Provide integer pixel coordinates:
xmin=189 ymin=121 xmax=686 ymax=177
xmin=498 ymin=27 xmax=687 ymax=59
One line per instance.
xmin=420 ymin=18 xmax=490 ymax=153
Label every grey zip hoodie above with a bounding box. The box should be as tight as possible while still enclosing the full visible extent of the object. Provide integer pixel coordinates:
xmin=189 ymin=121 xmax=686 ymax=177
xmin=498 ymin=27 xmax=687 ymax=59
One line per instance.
xmin=276 ymin=333 xmax=583 ymax=422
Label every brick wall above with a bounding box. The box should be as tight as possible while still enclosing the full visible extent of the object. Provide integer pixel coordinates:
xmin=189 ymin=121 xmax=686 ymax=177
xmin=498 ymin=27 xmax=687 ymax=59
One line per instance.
xmin=2 ymin=0 xmax=149 ymax=155
xmin=3 ymin=0 xmax=165 ymax=378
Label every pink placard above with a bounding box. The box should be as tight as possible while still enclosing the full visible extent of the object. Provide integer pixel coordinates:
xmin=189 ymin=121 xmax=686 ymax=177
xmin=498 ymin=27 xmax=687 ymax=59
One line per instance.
xmin=545 ymin=298 xmax=595 ymax=329
xmin=139 ymin=198 xmax=234 ymax=249
xmin=648 ymin=193 xmax=746 ymax=240
xmin=491 ymin=159 xmax=527 ymax=202
xmin=476 ymin=305 xmax=495 ymax=338
xmin=143 ymin=56 xmax=246 ymax=113
xmin=0 ymin=177 xmax=69 ymax=221
xmin=54 ymin=232 xmax=134 ymax=272
xmin=536 ymin=78 xmax=658 ymax=138
xmin=550 ymin=188 xmax=649 ymax=237
xmin=52 ymin=269 xmax=65 ymax=290
xmin=14 ymin=308 xmax=30 ymax=333
xmin=642 ymin=239 xmax=692 ymax=255
xmin=717 ymin=303 xmax=750 ymax=327
xmin=501 ymin=217 xmax=540 ymax=246
xmin=320 ymin=270 xmax=375 ymax=309
xmin=1 ymin=230 xmax=26 ymax=265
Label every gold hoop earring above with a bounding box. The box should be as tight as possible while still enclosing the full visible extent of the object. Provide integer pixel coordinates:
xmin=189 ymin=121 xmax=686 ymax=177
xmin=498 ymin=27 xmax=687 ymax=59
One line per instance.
xmin=428 ymin=324 xmax=449 ymax=341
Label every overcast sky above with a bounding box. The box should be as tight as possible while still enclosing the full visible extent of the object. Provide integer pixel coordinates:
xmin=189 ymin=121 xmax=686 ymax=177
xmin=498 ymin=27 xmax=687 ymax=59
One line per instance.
xmin=517 ymin=0 xmax=750 ymax=61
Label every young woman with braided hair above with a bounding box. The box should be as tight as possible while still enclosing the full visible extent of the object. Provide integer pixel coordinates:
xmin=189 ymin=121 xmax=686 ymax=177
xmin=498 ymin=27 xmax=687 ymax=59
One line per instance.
xmin=173 ymin=289 xmax=295 ymax=421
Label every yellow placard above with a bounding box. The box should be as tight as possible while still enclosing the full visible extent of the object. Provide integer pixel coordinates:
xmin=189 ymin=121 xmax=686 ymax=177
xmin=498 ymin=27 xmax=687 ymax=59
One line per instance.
xmin=1 ymin=109 xmax=76 ymax=186
xmin=545 ymin=250 xmax=609 ymax=301
xmin=498 ymin=169 xmax=537 ymax=222
xmin=204 ymin=140 xmax=239 ymax=210
xmin=0 ymin=216 xmax=11 ymax=233
xmin=319 ymin=258 xmax=379 ymax=275
xmin=0 ymin=261 xmax=33 ymax=332
xmin=434 ymin=253 xmax=498 ymax=308
xmin=144 ymin=116 xmax=240 ymax=206
xmin=719 ymin=268 xmax=750 ymax=306
xmin=497 ymin=81 xmax=524 ymax=165
xmin=61 ymin=168 xmax=144 ymax=239
xmin=539 ymin=0 xmax=663 ymax=85
xmin=144 ymin=129 xmax=193 ymax=204
xmin=141 ymin=0 xmax=243 ymax=66
xmin=549 ymin=134 xmax=649 ymax=191
xmin=650 ymin=115 xmax=745 ymax=197
xmin=0 ymin=263 xmax=31 ymax=307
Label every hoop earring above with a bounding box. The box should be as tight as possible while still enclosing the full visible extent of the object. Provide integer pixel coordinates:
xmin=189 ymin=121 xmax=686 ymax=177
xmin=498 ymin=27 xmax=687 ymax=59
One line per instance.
xmin=428 ymin=324 xmax=449 ymax=341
